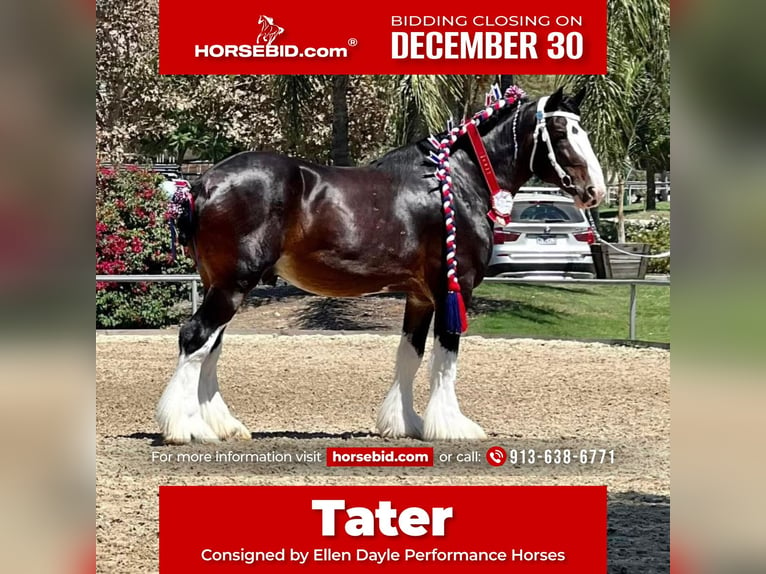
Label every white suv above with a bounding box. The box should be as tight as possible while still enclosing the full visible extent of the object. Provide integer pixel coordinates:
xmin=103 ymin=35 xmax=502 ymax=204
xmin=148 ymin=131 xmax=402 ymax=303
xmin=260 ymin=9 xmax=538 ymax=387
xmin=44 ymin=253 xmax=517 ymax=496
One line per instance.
xmin=487 ymin=191 xmax=596 ymax=279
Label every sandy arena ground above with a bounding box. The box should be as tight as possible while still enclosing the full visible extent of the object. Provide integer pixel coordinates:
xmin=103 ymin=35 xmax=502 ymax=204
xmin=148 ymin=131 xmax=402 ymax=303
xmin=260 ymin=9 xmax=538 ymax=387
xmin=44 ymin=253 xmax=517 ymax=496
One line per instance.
xmin=96 ymin=334 xmax=670 ymax=573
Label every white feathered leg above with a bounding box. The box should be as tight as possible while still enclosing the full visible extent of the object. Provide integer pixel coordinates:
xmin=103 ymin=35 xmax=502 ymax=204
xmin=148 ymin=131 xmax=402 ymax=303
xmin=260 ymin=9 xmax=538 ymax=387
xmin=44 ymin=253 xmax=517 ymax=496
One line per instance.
xmin=422 ymin=340 xmax=486 ymax=440
xmin=156 ymin=326 xmax=224 ymax=444
xmin=377 ymin=334 xmax=424 ymax=439
xmin=198 ymin=338 xmax=251 ymax=440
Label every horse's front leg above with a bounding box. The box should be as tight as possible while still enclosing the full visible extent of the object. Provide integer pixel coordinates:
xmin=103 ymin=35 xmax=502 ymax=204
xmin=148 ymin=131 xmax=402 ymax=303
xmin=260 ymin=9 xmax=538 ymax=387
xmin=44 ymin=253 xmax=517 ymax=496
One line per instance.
xmin=376 ymin=296 xmax=433 ymax=439
xmin=422 ymin=290 xmax=487 ymax=440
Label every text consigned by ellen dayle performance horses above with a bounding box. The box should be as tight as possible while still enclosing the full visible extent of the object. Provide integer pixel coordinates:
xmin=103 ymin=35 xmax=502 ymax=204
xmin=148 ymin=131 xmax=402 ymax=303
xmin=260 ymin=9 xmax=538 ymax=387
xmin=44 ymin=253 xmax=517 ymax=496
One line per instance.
xmin=159 ymin=86 xmax=606 ymax=445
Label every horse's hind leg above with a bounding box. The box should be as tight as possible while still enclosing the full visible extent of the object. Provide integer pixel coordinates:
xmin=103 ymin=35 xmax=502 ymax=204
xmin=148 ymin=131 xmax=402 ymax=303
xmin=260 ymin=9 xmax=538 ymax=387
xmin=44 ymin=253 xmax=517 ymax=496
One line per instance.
xmin=377 ymin=296 xmax=433 ymax=439
xmin=198 ymin=329 xmax=250 ymax=440
xmin=422 ymin=291 xmax=487 ymax=440
xmin=156 ymin=286 xmax=244 ymax=444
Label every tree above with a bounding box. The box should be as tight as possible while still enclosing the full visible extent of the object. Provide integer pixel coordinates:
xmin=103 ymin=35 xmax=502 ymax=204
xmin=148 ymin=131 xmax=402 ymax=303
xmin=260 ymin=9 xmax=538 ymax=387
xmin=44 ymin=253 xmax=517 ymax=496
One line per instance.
xmin=96 ymin=4 xmax=512 ymax=168
xmin=97 ymin=4 xmax=536 ymax=169
xmin=330 ymin=76 xmax=351 ymax=166
xmin=498 ymin=75 xmax=515 ymax=93
xmin=97 ymin=0 xmax=166 ymax=160
xmin=387 ymin=75 xmax=496 ymax=147
xmin=271 ymin=75 xmax=321 ymax=156
xmin=564 ymin=0 xmax=670 ymax=241
xmin=635 ymin=111 xmax=670 ymax=211
xmin=513 ymin=75 xmax=559 ymax=98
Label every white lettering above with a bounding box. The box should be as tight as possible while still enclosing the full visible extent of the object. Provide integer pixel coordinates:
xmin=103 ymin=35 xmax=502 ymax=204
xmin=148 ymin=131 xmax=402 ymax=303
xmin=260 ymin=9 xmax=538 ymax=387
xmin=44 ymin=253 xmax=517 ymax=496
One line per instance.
xmin=391 ymin=32 xmax=407 ymax=58
xmin=390 ymin=32 xmax=539 ymax=60
xmin=426 ymin=32 xmax=442 ymax=59
xmin=311 ymin=499 xmax=454 ymax=537
xmin=312 ymin=499 xmax=346 ymax=535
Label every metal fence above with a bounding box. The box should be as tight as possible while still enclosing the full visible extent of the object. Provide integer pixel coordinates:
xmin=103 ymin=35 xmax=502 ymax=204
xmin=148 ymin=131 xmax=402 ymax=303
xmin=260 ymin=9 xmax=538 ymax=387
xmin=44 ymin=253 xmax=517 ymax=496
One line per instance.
xmin=96 ymin=274 xmax=202 ymax=317
xmin=95 ymin=275 xmax=669 ymax=341
xmin=482 ymin=276 xmax=669 ymax=340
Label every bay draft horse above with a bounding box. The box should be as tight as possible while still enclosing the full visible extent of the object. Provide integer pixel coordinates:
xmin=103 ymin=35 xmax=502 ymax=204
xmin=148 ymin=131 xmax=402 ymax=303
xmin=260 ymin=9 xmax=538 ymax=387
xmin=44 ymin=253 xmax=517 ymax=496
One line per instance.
xmin=156 ymin=87 xmax=606 ymax=444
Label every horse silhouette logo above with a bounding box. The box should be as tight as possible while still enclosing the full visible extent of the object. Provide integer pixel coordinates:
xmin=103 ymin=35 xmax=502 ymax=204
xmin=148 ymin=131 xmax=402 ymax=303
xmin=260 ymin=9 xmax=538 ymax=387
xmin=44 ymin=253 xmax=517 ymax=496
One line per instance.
xmin=257 ymin=15 xmax=285 ymax=46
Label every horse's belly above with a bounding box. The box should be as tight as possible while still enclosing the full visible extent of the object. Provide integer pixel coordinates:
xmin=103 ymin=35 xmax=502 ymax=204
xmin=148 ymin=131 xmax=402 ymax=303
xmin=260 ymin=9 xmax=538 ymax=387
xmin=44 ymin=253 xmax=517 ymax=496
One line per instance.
xmin=274 ymin=253 xmax=415 ymax=297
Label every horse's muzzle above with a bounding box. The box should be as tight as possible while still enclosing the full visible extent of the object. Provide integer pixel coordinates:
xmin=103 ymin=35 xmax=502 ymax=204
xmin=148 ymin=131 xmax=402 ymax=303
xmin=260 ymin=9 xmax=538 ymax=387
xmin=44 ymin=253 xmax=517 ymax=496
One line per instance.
xmin=576 ymin=186 xmax=605 ymax=209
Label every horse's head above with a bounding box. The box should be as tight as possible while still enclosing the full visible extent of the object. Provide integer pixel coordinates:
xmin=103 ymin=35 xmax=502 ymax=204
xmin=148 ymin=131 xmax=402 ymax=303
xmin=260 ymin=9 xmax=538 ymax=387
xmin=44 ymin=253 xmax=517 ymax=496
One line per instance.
xmin=526 ymin=87 xmax=606 ymax=208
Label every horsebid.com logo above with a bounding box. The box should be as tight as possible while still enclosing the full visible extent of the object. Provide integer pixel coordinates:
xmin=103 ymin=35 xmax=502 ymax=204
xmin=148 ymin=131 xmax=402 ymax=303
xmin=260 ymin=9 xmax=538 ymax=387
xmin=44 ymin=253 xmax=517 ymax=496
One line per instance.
xmin=256 ymin=15 xmax=284 ymax=46
xmin=194 ymin=14 xmax=351 ymax=59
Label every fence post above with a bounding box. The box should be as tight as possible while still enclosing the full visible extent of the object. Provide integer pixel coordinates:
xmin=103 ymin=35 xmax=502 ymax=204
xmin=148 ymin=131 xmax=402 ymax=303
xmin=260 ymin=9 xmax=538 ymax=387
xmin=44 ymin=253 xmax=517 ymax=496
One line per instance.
xmin=191 ymin=279 xmax=199 ymax=314
xmin=629 ymin=283 xmax=637 ymax=340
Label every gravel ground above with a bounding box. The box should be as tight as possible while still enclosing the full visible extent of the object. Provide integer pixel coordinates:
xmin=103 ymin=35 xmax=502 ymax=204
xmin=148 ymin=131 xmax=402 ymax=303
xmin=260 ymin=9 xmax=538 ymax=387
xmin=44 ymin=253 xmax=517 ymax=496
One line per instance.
xmin=96 ymin=334 xmax=669 ymax=573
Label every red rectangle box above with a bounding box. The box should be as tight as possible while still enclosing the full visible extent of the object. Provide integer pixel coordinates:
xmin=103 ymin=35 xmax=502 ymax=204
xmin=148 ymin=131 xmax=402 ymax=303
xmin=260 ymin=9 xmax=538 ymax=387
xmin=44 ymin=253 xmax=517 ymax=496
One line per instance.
xmin=326 ymin=447 xmax=434 ymax=467
xmin=159 ymin=486 xmax=606 ymax=572
xmin=159 ymin=0 xmax=607 ymax=75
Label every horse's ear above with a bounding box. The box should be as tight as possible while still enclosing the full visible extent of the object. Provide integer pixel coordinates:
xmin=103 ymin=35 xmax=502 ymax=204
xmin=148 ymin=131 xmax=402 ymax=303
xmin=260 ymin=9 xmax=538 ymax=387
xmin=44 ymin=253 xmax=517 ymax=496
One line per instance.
xmin=544 ymin=87 xmax=565 ymax=112
xmin=572 ymin=86 xmax=586 ymax=109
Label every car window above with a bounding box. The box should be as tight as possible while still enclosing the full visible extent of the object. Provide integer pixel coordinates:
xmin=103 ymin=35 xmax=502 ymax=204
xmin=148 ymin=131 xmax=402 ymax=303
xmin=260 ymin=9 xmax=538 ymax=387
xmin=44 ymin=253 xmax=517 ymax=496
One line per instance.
xmin=511 ymin=201 xmax=584 ymax=222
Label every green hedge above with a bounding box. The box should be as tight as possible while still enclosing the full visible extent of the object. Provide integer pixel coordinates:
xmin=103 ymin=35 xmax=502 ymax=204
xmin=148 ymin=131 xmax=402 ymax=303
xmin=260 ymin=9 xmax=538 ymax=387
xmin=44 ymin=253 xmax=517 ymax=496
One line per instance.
xmin=599 ymin=216 xmax=670 ymax=274
xmin=96 ymin=165 xmax=195 ymax=328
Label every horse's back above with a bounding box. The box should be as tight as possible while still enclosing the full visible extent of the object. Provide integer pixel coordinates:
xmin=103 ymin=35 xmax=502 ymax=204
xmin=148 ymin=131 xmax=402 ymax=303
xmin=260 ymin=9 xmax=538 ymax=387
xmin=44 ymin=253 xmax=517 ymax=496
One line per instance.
xmin=198 ymin=151 xmax=303 ymax=200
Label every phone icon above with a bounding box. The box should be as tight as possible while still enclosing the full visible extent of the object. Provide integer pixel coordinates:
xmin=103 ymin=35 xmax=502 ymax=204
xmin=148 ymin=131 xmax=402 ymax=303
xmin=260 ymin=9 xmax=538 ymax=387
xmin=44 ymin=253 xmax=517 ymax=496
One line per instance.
xmin=486 ymin=446 xmax=507 ymax=467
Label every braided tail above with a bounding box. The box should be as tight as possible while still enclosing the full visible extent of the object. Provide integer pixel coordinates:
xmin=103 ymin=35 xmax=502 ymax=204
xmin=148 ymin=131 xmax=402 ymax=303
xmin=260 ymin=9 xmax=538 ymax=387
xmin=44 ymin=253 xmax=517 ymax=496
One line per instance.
xmin=165 ymin=183 xmax=197 ymax=261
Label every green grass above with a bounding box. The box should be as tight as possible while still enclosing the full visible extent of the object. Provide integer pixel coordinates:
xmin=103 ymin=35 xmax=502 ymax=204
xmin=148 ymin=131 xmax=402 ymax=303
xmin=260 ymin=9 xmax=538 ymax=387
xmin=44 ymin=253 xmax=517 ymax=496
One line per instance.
xmin=468 ymin=283 xmax=669 ymax=343
xmin=599 ymin=202 xmax=670 ymax=220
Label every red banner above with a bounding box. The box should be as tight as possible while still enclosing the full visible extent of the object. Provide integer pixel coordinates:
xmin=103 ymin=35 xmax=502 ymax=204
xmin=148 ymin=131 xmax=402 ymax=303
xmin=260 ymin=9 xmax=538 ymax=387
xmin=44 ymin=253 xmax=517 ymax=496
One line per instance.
xmin=159 ymin=0 xmax=607 ymax=75
xmin=159 ymin=486 xmax=606 ymax=572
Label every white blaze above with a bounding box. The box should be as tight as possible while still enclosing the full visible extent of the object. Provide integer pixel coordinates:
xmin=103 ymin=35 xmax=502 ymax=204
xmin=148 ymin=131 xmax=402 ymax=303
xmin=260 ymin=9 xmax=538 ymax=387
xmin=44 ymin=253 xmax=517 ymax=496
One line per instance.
xmin=567 ymin=122 xmax=606 ymax=203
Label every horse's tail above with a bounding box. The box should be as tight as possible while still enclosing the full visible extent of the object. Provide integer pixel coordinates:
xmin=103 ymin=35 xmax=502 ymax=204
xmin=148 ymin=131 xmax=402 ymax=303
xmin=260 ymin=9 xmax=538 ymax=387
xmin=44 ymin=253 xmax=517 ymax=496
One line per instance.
xmin=176 ymin=178 xmax=205 ymax=246
xmin=175 ymin=180 xmax=202 ymax=247
xmin=166 ymin=179 xmax=201 ymax=257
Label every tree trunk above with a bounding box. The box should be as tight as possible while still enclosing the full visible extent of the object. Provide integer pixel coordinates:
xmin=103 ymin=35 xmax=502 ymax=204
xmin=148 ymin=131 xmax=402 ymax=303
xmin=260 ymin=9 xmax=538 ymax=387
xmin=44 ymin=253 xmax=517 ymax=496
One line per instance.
xmin=499 ymin=75 xmax=515 ymax=93
xmin=176 ymin=145 xmax=188 ymax=165
xmin=331 ymin=75 xmax=351 ymax=166
xmin=645 ymin=167 xmax=657 ymax=211
xmin=617 ymin=180 xmax=626 ymax=242
xmin=588 ymin=207 xmax=600 ymax=229
xmin=659 ymin=170 xmax=669 ymax=201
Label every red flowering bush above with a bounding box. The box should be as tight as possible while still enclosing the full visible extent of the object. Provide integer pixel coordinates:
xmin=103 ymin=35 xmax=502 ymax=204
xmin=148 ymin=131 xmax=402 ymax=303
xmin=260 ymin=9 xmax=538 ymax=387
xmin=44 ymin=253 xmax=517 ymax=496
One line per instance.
xmin=96 ymin=165 xmax=195 ymax=328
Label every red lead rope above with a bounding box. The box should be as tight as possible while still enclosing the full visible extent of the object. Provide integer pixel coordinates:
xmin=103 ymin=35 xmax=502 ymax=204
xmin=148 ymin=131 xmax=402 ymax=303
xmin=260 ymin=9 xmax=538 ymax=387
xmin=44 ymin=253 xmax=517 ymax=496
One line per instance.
xmin=465 ymin=122 xmax=514 ymax=226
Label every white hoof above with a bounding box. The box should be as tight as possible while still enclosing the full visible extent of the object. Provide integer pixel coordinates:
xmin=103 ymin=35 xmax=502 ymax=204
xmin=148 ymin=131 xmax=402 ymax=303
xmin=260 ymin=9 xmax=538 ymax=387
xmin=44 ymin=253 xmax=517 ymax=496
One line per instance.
xmin=218 ymin=418 xmax=251 ymax=441
xmin=377 ymin=414 xmax=423 ymax=439
xmin=422 ymin=408 xmax=487 ymax=441
xmin=377 ymin=405 xmax=423 ymax=439
xmin=376 ymin=381 xmax=423 ymax=439
xmin=159 ymin=414 xmax=220 ymax=445
xmin=201 ymin=399 xmax=251 ymax=441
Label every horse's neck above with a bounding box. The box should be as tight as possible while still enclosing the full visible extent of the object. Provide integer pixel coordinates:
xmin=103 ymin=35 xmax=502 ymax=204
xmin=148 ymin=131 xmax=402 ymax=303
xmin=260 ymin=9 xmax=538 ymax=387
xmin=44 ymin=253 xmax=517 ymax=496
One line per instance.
xmin=480 ymin=112 xmax=532 ymax=193
xmin=449 ymin=151 xmax=496 ymax=205
xmin=370 ymin=110 xmax=527 ymax=199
